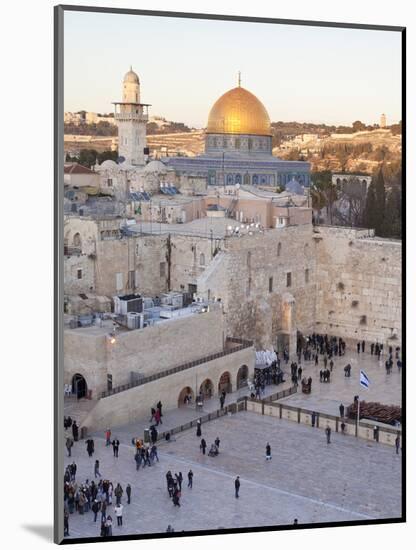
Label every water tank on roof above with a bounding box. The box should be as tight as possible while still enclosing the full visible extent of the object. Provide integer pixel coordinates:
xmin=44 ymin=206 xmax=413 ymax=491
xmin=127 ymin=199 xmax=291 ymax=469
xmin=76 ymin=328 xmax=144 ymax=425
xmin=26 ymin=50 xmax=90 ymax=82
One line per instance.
xmin=127 ymin=312 xmax=141 ymax=329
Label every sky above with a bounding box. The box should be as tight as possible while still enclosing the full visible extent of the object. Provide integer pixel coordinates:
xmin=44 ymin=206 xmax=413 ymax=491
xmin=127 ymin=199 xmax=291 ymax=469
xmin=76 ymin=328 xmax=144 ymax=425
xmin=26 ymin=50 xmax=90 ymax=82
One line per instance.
xmin=64 ymin=10 xmax=402 ymax=127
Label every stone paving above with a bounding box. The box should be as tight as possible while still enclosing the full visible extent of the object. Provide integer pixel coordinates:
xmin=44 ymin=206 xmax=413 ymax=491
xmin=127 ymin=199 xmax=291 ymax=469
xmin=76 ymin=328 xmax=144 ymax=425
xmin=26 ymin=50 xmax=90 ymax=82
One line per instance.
xmin=64 ymin=410 xmax=401 ymax=539
xmin=279 ymin=350 xmax=402 ymax=416
xmin=64 ymin=348 xmax=402 ymax=539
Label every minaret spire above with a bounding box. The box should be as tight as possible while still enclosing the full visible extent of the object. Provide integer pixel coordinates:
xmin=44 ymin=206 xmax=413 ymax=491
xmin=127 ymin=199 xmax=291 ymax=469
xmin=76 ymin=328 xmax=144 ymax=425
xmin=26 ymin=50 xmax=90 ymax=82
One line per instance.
xmin=238 ymin=71 xmax=241 ymax=87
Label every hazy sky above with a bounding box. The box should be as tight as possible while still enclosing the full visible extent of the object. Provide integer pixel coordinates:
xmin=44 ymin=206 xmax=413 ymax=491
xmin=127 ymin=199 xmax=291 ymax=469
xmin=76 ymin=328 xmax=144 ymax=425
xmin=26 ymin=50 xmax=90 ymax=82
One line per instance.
xmin=64 ymin=10 xmax=402 ymax=127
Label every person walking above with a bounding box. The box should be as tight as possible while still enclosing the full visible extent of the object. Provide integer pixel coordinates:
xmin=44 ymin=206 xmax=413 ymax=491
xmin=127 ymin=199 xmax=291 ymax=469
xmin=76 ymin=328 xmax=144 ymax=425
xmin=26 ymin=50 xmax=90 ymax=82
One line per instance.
xmin=196 ymin=419 xmax=202 ymax=437
xmin=362 ymin=340 xmax=365 ymax=353
xmin=72 ymin=421 xmax=79 ymax=442
xmin=64 ymin=510 xmax=69 ymax=537
xmin=200 ymin=438 xmax=207 ymax=455
xmin=112 ymin=439 xmax=120 ymax=458
xmin=311 ymin=411 xmax=316 ymax=427
xmin=126 ymin=484 xmax=131 ymax=504
xmin=94 ymin=460 xmax=102 ymax=478
xmin=92 ymin=499 xmax=101 ymax=522
xmin=234 ymin=476 xmax=240 ymax=498
xmin=357 ymin=342 xmax=361 ymax=354
xmin=265 ymin=443 xmax=272 ymax=460
xmin=339 ymin=403 xmax=345 ymax=417
xmin=115 ymin=503 xmax=123 ymax=526
xmin=105 ymin=429 xmax=111 ymax=446
xmin=215 ymin=437 xmax=220 ymax=449
xmin=395 ymin=435 xmax=401 ymax=455
xmin=115 ymin=483 xmax=123 ymax=505
xmin=219 ymin=394 xmax=225 ymax=410
xmin=187 ymin=469 xmax=193 ymax=488
xmin=106 ymin=515 xmax=113 ymax=536
xmin=325 ymin=426 xmax=331 ymax=444
xmin=66 ymin=437 xmax=73 ymax=457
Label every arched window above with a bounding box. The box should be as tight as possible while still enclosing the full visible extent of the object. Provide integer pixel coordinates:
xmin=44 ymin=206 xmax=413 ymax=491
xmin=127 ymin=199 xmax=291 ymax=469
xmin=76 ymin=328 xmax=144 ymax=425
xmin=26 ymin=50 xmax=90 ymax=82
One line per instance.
xmin=73 ymin=233 xmax=81 ymax=248
xmin=200 ymin=253 xmax=205 ymax=266
xmin=277 ymin=242 xmax=282 ymax=257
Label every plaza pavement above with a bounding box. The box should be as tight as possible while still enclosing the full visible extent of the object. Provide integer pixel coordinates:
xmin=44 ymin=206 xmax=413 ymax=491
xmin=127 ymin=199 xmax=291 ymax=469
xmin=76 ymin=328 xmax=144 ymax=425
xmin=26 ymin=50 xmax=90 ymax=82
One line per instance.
xmin=65 ymin=412 xmax=401 ymax=539
xmin=279 ymin=349 xmax=402 ymax=415
xmin=64 ymin=348 xmax=402 ymax=539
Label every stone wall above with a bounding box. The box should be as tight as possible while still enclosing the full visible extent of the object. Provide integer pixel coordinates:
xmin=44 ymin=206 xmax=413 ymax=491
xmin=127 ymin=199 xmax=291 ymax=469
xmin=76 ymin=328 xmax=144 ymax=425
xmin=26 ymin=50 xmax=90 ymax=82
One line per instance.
xmin=80 ymin=345 xmax=254 ymax=431
xmin=95 ymin=234 xmax=168 ymax=297
xmin=197 ymin=225 xmax=317 ymax=349
xmin=64 ymin=305 xmax=226 ymax=396
xmin=314 ymin=226 xmax=402 ymax=344
xmin=64 ymin=254 xmax=95 ymax=295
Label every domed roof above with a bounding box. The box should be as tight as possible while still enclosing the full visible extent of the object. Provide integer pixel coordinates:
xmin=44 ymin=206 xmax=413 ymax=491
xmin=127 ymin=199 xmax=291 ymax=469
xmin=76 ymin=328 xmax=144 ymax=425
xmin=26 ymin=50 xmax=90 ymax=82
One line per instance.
xmin=143 ymin=160 xmax=167 ymax=173
xmin=123 ymin=66 xmax=140 ymax=84
xmin=206 ymin=86 xmax=271 ymax=136
xmin=99 ymin=159 xmax=118 ymax=169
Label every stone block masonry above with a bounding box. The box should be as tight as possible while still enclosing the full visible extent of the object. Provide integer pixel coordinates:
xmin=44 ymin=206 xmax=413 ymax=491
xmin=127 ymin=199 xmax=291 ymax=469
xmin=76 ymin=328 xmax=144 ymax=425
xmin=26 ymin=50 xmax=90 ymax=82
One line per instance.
xmin=314 ymin=227 xmax=402 ymax=344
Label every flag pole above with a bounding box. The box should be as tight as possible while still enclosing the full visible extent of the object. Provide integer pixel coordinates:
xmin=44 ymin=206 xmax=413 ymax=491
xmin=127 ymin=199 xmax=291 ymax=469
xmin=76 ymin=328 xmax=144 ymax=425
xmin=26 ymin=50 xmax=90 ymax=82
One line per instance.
xmin=356 ymin=396 xmax=360 ymax=437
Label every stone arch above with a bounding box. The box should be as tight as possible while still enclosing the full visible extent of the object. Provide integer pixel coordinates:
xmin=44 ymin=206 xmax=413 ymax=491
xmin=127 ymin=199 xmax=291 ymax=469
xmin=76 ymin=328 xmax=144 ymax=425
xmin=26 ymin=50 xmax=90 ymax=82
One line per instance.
xmin=72 ymin=373 xmax=87 ymax=399
xmin=218 ymin=371 xmax=232 ymax=393
xmin=237 ymin=365 xmax=249 ymax=389
xmin=178 ymin=386 xmax=194 ymax=407
xmin=199 ymin=378 xmax=214 ymax=399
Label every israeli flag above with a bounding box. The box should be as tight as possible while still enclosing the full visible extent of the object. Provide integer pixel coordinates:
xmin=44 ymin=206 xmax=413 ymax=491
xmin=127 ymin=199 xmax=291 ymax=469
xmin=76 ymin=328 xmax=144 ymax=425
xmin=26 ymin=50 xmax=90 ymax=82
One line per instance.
xmin=360 ymin=370 xmax=370 ymax=389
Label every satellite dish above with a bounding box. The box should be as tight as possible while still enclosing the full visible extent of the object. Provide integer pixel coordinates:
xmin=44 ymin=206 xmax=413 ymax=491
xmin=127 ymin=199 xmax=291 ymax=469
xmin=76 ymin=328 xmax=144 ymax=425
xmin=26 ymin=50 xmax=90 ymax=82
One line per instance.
xmin=117 ymin=156 xmax=125 ymax=164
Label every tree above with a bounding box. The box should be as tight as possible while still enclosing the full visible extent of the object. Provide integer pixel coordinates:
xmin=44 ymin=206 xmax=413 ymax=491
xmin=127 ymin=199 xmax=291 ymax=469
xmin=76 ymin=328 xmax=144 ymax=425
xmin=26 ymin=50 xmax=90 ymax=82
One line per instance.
xmin=352 ymin=120 xmax=366 ymax=132
xmin=363 ymin=181 xmax=377 ymax=231
xmin=333 ymin=177 xmax=366 ymax=227
xmin=311 ymin=171 xmax=338 ymax=224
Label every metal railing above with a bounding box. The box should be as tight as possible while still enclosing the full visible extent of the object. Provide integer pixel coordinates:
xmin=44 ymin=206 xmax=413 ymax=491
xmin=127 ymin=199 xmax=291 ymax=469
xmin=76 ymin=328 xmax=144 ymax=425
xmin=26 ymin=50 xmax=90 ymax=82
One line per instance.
xmin=101 ymin=337 xmax=253 ymax=398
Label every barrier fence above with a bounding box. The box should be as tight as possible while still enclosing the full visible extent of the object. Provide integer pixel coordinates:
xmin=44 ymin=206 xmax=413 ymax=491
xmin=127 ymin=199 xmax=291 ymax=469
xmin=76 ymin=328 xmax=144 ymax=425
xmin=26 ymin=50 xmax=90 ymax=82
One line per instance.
xmin=246 ymin=398 xmax=401 ymax=447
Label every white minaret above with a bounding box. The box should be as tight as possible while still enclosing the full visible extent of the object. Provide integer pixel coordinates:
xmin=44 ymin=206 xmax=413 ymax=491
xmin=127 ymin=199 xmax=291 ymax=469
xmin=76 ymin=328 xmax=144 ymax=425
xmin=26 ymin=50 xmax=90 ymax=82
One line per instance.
xmin=113 ymin=67 xmax=150 ymax=165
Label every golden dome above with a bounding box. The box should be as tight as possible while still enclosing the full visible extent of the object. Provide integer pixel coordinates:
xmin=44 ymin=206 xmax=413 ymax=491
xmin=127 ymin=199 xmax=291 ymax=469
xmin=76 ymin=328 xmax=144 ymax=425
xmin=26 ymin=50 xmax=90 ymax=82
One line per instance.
xmin=206 ymin=86 xmax=271 ymax=136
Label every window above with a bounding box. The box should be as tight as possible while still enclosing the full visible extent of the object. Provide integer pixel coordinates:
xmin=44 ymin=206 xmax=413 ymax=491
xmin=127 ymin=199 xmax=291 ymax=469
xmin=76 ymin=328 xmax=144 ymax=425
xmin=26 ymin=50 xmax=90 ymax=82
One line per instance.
xmin=116 ymin=272 xmax=123 ymax=291
xmin=286 ymin=272 xmax=292 ymax=287
xmin=305 ymin=268 xmax=309 ymax=284
xmin=269 ymin=277 xmax=273 ymax=293
xmin=160 ymin=262 xmax=166 ymax=278
xmin=107 ymin=178 xmax=113 ymax=187
xmin=77 ymin=269 xmax=82 ymax=280
xmin=128 ymin=270 xmax=135 ymax=288
xmin=73 ymin=232 xmax=81 ymax=247
xmin=277 ymin=242 xmax=282 ymax=257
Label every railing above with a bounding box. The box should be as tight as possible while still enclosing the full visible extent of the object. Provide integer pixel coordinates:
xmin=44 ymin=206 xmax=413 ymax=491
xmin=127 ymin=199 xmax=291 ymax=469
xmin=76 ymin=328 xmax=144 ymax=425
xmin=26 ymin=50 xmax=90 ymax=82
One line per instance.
xmin=155 ymin=395 xmax=249 ymax=442
xmin=101 ymin=337 xmax=253 ymax=398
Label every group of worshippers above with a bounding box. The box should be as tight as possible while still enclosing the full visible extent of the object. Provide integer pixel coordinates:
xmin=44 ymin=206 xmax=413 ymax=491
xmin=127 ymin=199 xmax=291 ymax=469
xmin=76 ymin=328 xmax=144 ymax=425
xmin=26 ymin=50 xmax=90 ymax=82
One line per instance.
xmin=132 ymin=437 xmax=159 ymax=469
xmin=63 ymin=465 xmax=131 ymax=538
xmin=252 ymin=349 xmax=285 ymax=398
xmin=299 ymin=333 xmax=346 ymax=362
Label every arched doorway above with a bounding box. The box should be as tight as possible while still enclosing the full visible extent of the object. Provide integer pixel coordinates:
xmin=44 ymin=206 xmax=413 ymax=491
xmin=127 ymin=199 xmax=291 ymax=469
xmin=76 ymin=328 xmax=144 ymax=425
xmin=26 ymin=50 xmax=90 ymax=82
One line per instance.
xmin=199 ymin=379 xmax=214 ymax=399
xmin=72 ymin=373 xmax=87 ymax=399
xmin=237 ymin=365 xmax=249 ymax=389
xmin=218 ymin=371 xmax=232 ymax=393
xmin=178 ymin=387 xmax=194 ymax=407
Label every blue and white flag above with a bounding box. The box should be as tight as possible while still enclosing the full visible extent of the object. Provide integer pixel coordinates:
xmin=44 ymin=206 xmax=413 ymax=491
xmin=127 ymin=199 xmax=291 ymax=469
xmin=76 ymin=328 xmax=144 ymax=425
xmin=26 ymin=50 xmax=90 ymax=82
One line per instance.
xmin=360 ymin=369 xmax=370 ymax=389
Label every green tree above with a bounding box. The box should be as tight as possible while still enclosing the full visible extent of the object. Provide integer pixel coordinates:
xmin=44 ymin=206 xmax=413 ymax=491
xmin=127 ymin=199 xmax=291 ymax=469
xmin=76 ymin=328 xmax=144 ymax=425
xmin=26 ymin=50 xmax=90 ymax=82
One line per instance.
xmin=352 ymin=120 xmax=366 ymax=132
xmin=311 ymin=171 xmax=338 ymax=224
xmin=363 ymin=181 xmax=377 ymax=230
